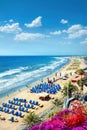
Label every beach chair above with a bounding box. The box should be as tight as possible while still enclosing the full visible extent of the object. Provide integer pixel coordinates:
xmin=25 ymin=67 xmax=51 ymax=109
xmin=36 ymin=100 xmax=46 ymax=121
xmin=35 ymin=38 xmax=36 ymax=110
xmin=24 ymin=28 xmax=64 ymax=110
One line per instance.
xmin=5 ymin=108 xmax=9 ymax=113
xmin=12 ymin=105 xmax=17 ymax=110
xmin=18 ymin=102 xmax=21 ymax=106
xmin=19 ymin=112 xmax=25 ymax=118
xmin=9 ymin=104 xmax=12 ymax=108
xmin=2 ymin=107 xmax=6 ymax=112
xmin=2 ymin=103 xmax=8 ymax=107
xmin=9 ymin=116 xmax=18 ymax=122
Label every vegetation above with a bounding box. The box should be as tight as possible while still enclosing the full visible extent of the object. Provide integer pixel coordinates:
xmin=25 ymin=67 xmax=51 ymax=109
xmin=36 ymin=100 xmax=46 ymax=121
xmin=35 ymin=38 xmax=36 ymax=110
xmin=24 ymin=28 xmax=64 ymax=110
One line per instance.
xmin=23 ymin=112 xmax=42 ymax=128
xmin=75 ymin=69 xmax=84 ymax=75
xmin=62 ymin=82 xmax=78 ymax=98
xmin=47 ymin=111 xmax=56 ymax=119
xmin=28 ymin=105 xmax=87 ymax=130
xmin=52 ymin=98 xmax=63 ymax=107
xmin=67 ymin=59 xmax=80 ymax=70
xmin=77 ymin=78 xmax=85 ymax=91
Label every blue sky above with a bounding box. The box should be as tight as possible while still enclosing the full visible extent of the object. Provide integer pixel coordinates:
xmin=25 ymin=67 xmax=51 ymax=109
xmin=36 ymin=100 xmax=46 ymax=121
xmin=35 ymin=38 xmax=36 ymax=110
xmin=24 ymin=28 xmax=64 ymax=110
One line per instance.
xmin=0 ymin=0 xmax=87 ymax=55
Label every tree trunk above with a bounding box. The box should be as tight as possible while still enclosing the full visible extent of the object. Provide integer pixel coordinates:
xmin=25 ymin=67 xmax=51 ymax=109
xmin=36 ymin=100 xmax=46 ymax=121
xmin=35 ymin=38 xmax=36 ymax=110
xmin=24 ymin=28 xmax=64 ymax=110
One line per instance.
xmin=81 ymin=85 xmax=83 ymax=91
xmin=68 ymin=90 xmax=72 ymax=98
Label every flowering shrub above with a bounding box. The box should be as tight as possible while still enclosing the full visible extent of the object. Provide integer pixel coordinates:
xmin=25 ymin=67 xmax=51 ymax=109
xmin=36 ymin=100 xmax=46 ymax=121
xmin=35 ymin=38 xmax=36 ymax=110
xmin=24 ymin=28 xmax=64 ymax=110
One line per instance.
xmin=28 ymin=105 xmax=87 ymax=130
xmin=56 ymin=107 xmax=87 ymax=128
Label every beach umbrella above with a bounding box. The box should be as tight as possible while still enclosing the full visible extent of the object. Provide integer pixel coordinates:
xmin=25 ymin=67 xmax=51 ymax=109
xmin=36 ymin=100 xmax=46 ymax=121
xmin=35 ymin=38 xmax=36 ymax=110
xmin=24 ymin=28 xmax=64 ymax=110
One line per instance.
xmin=23 ymin=99 xmax=26 ymax=102
xmin=19 ymin=99 xmax=22 ymax=102
xmin=21 ymin=107 xmax=24 ymax=111
xmin=8 ymin=100 xmax=11 ymax=103
xmin=19 ymin=112 xmax=22 ymax=117
xmin=10 ymin=117 xmax=14 ymax=122
xmin=16 ymin=98 xmax=18 ymax=101
xmin=24 ymin=103 xmax=26 ymax=107
xmin=35 ymin=101 xmax=39 ymax=105
xmin=31 ymin=104 xmax=34 ymax=109
xmin=13 ymin=98 xmax=16 ymax=101
xmin=18 ymin=106 xmax=21 ymax=111
xmin=15 ymin=111 xmax=19 ymax=116
xmin=9 ymin=104 xmax=12 ymax=108
xmin=11 ymin=109 xmax=15 ymax=115
xmin=84 ymin=94 xmax=87 ymax=101
xmin=12 ymin=105 xmax=15 ymax=109
xmin=29 ymin=100 xmax=32 ymax=104
xmin=26 ymin=108 xmax=28 ymax=113
xmin=28 ymin=104 xmax=30 ymax=108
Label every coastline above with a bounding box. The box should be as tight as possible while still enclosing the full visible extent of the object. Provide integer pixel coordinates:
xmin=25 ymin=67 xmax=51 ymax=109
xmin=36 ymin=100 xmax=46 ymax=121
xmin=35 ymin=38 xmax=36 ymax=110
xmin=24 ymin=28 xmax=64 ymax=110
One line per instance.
xmin=0 ymin=57 xmax=70 ymax=99
xmin=0 ymin=57 xmax=87 ymax=130
xmin=0 ymin=57 xmax=70 ymax=101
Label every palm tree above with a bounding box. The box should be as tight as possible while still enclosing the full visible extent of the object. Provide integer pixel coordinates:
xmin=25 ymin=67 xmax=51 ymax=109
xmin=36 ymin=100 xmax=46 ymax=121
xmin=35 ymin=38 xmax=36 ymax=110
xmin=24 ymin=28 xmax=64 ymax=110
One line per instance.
xmin=62 ymin=82 xmax=78 ymax=98
xmin=77 ymin=78 xmax=84 ymax=91
xmin=23 ymin=112 xmax=42 ymax=128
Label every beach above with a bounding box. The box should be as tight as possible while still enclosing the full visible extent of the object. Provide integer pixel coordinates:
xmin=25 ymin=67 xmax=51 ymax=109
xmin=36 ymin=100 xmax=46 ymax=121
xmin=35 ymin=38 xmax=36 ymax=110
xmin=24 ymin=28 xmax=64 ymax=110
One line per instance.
xmin=0 ymin=57 xmax=87 ymax=130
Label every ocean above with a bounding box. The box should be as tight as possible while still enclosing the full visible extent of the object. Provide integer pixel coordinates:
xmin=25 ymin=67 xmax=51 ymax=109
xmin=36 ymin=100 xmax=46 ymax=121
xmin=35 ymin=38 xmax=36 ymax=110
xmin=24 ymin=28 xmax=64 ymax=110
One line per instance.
xmin=0 ymin=56 xmax=69 ymax=98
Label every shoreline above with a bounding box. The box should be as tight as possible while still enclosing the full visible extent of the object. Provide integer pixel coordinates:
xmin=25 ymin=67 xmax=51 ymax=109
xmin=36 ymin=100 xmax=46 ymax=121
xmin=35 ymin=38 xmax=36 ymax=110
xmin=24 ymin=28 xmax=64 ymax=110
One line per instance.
xmin=0 ymin=57 xmax=87 ymax=130
xmin=0 ymin=57 xmax=70 ymax=101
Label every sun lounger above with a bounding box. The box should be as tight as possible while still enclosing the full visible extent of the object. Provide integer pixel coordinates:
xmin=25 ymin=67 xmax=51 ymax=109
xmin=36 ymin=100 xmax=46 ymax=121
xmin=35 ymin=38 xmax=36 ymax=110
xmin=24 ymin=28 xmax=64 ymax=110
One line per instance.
xmin=19 ymin=112 xmax=25 ymax=118
xmin=9 ymin=116 xmax=18 ymax=122
xmin=29 ymin=100 xmax=39 ymax=105
xmin=25 ymin=108 xmax=29 ymax=113
xmin=30 ymin=104 xmax=34 ymax=109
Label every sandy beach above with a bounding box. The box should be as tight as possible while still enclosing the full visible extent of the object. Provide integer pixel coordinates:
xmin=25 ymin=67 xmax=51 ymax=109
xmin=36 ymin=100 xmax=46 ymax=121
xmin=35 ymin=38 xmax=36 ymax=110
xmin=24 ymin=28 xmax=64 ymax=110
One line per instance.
xmin=0 ymin=57 xmax=87 ymax=130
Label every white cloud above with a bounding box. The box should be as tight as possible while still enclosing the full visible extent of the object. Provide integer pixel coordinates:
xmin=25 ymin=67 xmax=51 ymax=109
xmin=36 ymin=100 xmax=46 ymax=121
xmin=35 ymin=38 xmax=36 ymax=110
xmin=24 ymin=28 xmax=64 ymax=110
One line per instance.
xmin=0 ymin=23 xmax=22 ymax=33
xmin=63 ymin=24 xmax=87 ymax=39
xmin=67 ymin=24 xmax=82 ymax=33
xmin=14 ymin=32 xmax=48 ymax=41
xmin=25 ymin=16 xmax=42 ymax=28
xmin=9 ymin=19 xmax=14 ymax=23
xmin=50 ymin=30 xmax=61 ymax=35
xmin=60 ymin=19 xmax=68 ymax=24
xmin=80 ymin=38 xmax=87 ymax=44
